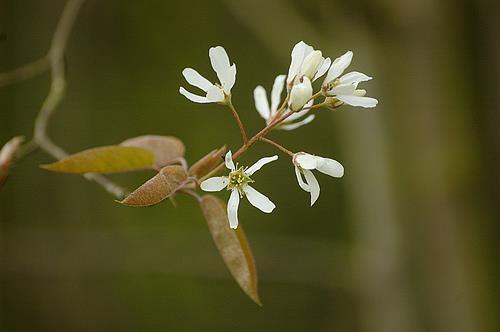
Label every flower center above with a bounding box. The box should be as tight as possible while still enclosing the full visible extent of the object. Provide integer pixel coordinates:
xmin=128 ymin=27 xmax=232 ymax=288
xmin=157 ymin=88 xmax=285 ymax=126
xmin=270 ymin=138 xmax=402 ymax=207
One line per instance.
xmin=228 ymin=167 xmax=253 ymax=192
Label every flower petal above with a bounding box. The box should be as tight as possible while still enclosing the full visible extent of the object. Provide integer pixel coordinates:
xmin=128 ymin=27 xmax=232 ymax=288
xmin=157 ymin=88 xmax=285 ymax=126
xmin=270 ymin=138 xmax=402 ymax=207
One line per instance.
xmin=246 ymin=155 xmax=278 ymax=176
xmin=280 ymin=114 xmax=315 ymax=131
xmin=224 ymin=64 xmax=237 ymax=93
xmin=243 ymin=185 xmax=275 ymax=213
xmin=303 ymin=169 xmax=320 ymax=206
xmin=200 ymin=176 xmax=229 ymax=192
xmin=328 ymin=84 xmax=356 ymax=96
xmin=225 ymin=150 xmax=235 ymax=170
xmin=179 ymin=87 xmax=211 ymax=103
xmin=294 ymin=153 xmax=319 ymax=170
xmin=271 ymin=75 xmax=286 ymax=113
xmin=336 ymin=95 xmax=378 ymax=108
xmin=286 ymin=100 xmax=313 ymax=121
xmin=209 ymin=46 xmax=235 ymax=94
xmin=315 ymin=158 xmax=344 ymax=178
xmin=206 ymin=85 xmax=225 ymax=102
xmin=227 ymin=189 xmax=240 ymax=229
xmin=313 ymin=57 xmax=331 ymax=81
xmin=324 ymin=51 xmax=353 ymax=84
xmin=339 ymin=71 xmax=372 ymax=85
xmin=287 ymin=41 xmax=313 ymax=85
xmin=253 ymin=85 xmax=271 ymax=120
xmin=182 ymin=68 xmax=213 ymax=92
xmin=295 ymin=166 xmax=310 ymax=192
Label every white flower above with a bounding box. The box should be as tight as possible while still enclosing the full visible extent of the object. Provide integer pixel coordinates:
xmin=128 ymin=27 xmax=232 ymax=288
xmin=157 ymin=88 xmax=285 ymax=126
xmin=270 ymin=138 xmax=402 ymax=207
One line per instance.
xmin=322 ymin=51 xmax=378 ymax=108
xmin=287 ymin=41 xmax=331 ymax=87
xmin=293 ymin=152 xmax=344 ymax=206
xmin=200 ymin=151 xmax=277 ymax=229
xmin=179 ymin=46 xmax=236 ymax=104
xmin=253 ymin=75 xmax=315 ymax=131
xmin=289 ymin=76 xmax=313 ymax=111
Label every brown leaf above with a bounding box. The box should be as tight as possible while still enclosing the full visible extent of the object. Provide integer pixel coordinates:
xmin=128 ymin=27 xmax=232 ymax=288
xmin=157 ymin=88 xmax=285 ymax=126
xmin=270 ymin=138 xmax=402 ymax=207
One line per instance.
xmin=41 ymin=146 xmax=155 ymax=174
xmin=188 ymin=146 xmax=226 ymax=178
xmin=200 ymin=195 xmax=261 ymax=305
xmin=121 ymin=135 xmax=185 ymax=169
xmin=0 ymin=136 xmax=24 ymax=186
xmin=119 ymin=165 xmax=188 ymax=207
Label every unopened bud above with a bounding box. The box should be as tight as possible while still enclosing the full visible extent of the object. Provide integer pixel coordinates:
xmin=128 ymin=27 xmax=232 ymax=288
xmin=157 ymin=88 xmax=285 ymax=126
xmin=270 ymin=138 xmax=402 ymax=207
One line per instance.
xmin=289 ymin=77 xmax=313 ymax=111
xmin=300 ymin=50 xmax=323 ymax=79
xmin=353 ymin=89 xmax=367 ymax=97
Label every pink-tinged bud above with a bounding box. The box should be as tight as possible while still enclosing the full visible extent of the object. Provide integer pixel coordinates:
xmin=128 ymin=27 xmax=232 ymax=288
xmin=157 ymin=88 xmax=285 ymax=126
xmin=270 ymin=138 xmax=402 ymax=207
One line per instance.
xmin=0 ymin=136 xmax=24 ymax=187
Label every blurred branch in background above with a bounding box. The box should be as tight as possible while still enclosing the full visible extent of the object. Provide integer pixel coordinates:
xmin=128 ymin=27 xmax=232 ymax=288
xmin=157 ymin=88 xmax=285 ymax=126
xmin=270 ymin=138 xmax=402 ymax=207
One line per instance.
xmin=0 ymin=0 xmax=127 ymax=198
xmin=0 ymin=56 xmax=49 ymax=88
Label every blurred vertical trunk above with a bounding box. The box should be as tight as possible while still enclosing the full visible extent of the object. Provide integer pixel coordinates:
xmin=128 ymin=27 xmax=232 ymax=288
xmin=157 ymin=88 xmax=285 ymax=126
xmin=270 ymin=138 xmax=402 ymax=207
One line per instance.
xmin=385 ymin=0 xmax=495 ymax=330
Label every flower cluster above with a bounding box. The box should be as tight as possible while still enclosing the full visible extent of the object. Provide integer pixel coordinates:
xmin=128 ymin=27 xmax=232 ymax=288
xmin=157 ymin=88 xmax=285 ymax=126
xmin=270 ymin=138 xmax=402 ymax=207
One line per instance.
xmin=180 ymin=41 xmax=378 ymax=228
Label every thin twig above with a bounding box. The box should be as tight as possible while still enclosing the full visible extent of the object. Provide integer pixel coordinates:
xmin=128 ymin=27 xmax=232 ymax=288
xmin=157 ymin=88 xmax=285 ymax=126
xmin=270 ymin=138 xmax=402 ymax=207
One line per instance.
xmin=200 ymin=106 xmax=299 ymax=181
xmin=227 ymin=101 xmax=248 ymax=145
xmin=27 ymin=0 xmax=127 ymax=199
xmin=0 ymin=56 xmax=50 ymax=87
xmin=259 ymin=137 xmax=294 ymax=156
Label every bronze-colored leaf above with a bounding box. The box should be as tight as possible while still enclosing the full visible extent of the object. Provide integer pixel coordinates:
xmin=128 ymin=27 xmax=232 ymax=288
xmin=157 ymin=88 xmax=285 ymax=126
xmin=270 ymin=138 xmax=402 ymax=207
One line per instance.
xmin=0 ymin=136 xmax=24 ymax=186
xmin=200 ymin=195 xmax=261 ymax=305
xmin=119 ymin=165 xmax=188 ymax=207
xmin=188 ymin=146 xmax=226 ymax=178
xmin=41 ymin=146 xmax=155 ymax=174
xmin=121 ymin=135 xmax=185 ymax=169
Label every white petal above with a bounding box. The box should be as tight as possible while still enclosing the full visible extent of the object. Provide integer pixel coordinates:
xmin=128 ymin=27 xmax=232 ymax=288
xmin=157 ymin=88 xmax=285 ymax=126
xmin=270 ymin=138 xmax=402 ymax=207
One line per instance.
xmin=303 ymin=169 xmax=320 ymax=206
xmin=206 ymin=85 xmax=225 ymax=102
xmin=200 ymin=176 xmax=228 ymax=192
xmin=328 ymin=84 xmax=356 ymax=96
xmin=253 ymin=86 xmax=271 ymax=120
xmin=313 ymin=57 xmax=331 ymax=81
xmin=271 ymin=75 xmax=286 ymax=113
xmin=324 ymin=51 xmax=353 ymax=84
xmin=336 ymin=95 xmax=378 ymax=108
xmin=280 ymin=114 xmax=315 ymax=131
xmin=315 ymin=158 xmax=344 ymax=178
xmin=287 ymin=41 xmax=313 ymax=85
xmin=179 ymin=87 xmax=211 ymax=103
xmin=246 ymin=155 xmax=278 ymax=176
xmin=294 ymin=153 xmax=319 ymax=170
xmin=209 ymin=46 xmax=235 ymax=94
xmin=225 ymin=150 xmax=235 ymax=170
xmin=182 ymin=68 xmax=213 ymax=92
xmin=295 ymin=166 xmax=310 ymax=192
xmin=224 ymin=63 xmax=237 ymax=93
xmin=243 ymin=185 xmax=275 ymax=213
xmin=286 ymin=100 xmax=313 ymax=121
xmin=227 ymin=189 xmax=240 ymax=229
xmin=339 ymin=71 xmax=372 ymax=85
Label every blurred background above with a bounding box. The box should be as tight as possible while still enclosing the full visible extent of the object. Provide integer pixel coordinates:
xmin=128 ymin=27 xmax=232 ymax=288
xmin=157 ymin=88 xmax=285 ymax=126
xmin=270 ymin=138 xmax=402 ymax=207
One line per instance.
xmin=1 ymin=0 xmax=498 ymax=331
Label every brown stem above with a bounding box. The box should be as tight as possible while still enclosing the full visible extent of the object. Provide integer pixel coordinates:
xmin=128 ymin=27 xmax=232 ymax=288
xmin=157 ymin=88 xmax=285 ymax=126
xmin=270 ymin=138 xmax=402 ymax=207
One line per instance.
xmin=228 ymin=101 xmax=248 ymax=145
xmin=259 ymin=137 xmax=294 ymax=156
xmin=200 ymin=109 xmax=298 ymax=181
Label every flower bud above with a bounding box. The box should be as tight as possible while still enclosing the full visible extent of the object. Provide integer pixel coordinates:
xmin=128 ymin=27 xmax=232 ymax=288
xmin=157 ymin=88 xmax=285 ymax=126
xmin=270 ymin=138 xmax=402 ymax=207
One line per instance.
xmin=299 ymin=50 xmax=323 ymax=79
xmin=353 ymin=89 xmax=367 ymax=96
xmin=289 ymin=77 xmax=313 ymax=111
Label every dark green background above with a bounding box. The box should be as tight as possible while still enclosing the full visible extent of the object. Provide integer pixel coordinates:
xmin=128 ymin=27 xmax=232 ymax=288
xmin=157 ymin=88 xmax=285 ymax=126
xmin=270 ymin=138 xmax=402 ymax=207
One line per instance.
xmin=1 ymin=0 xmax=498 ymax=331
